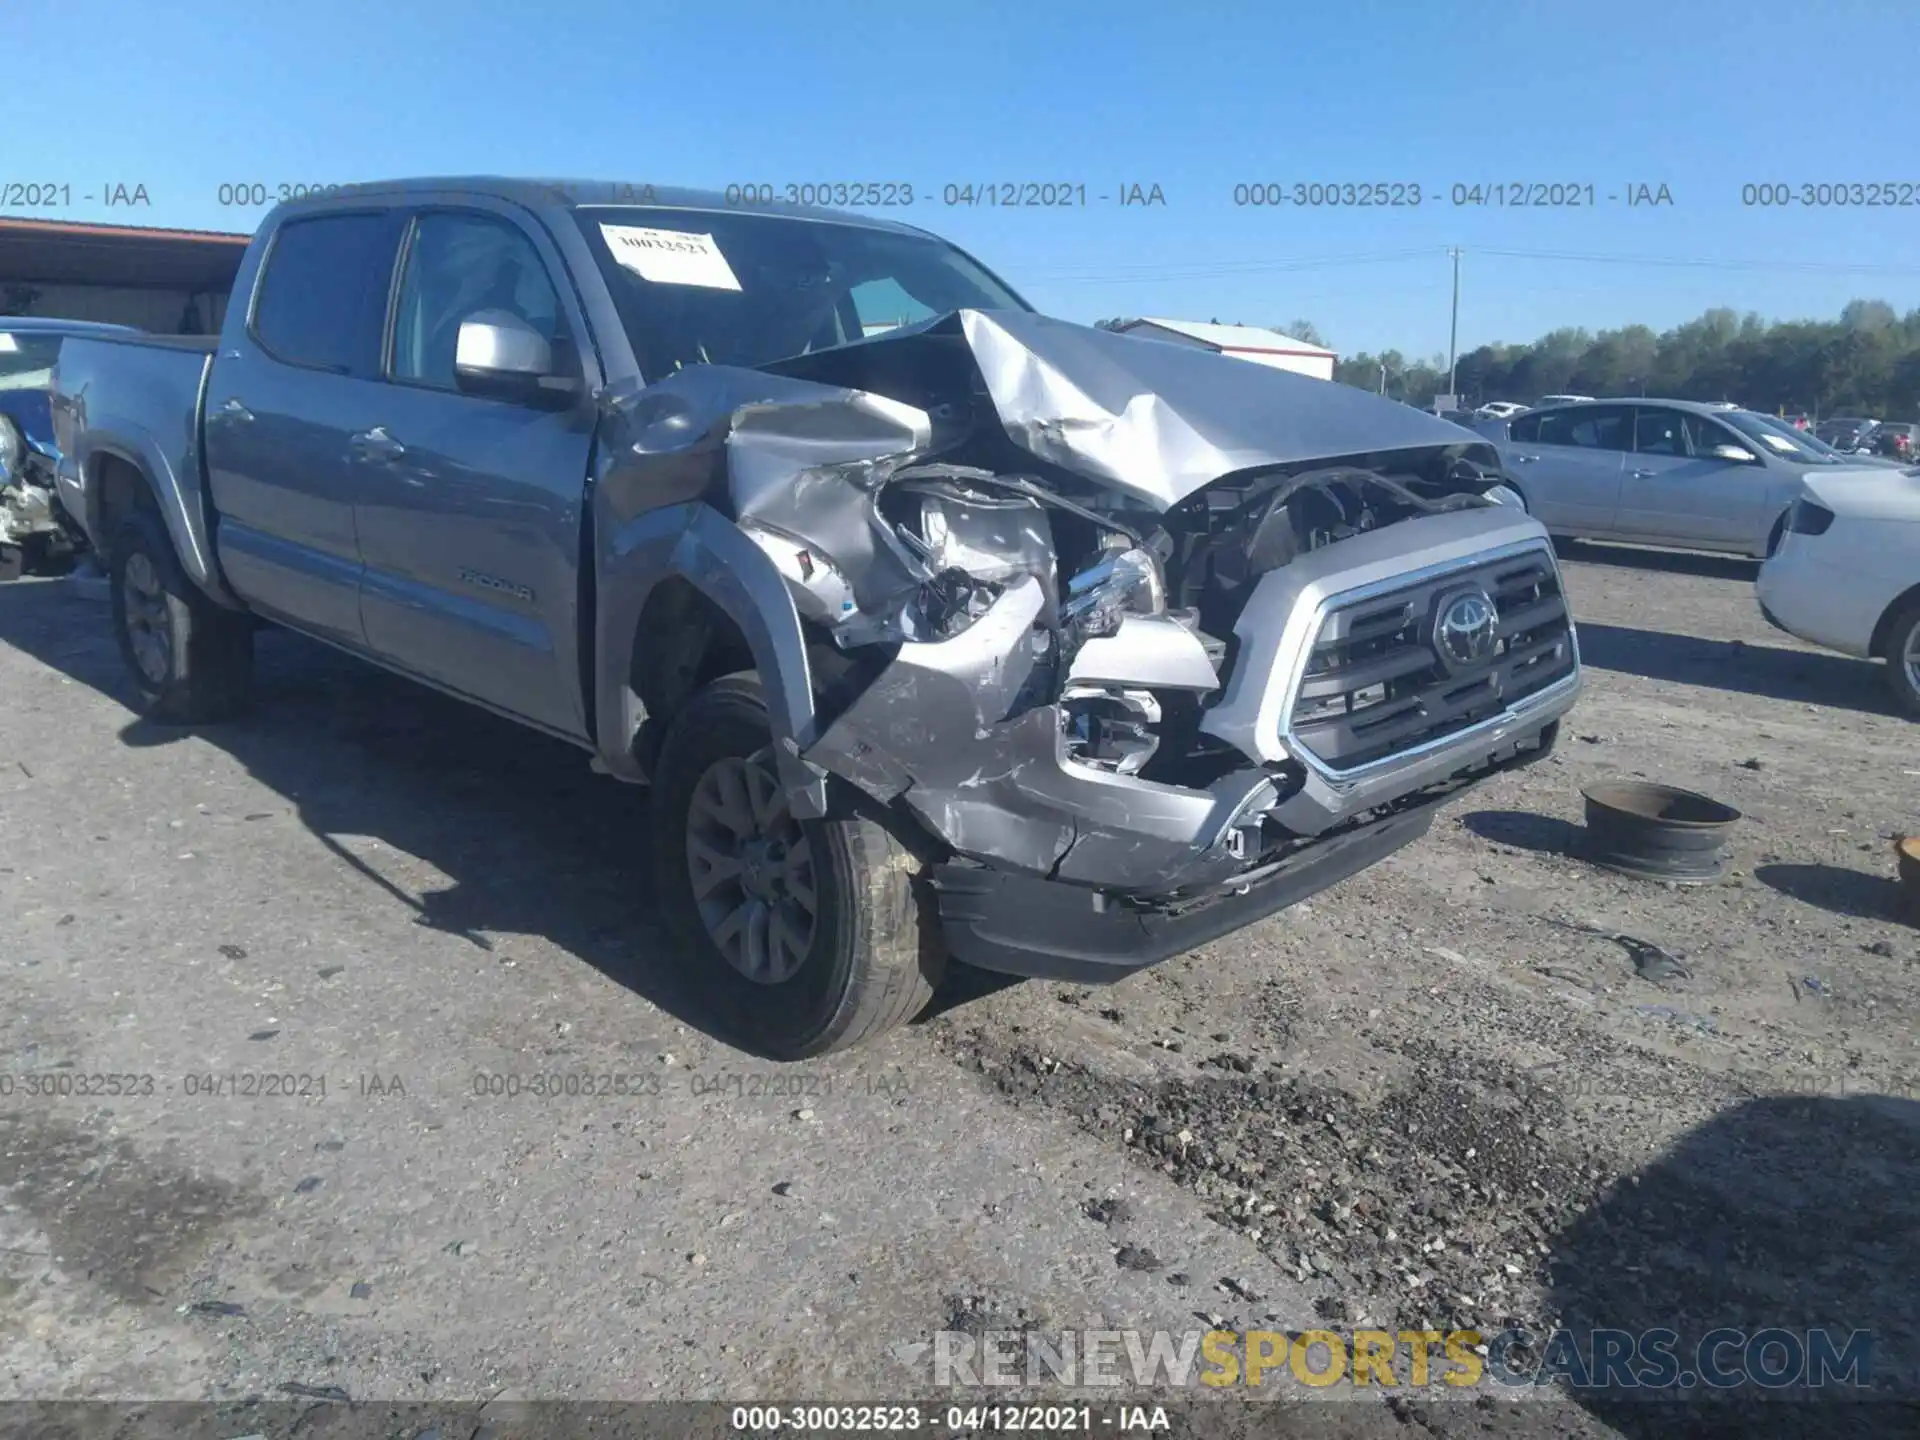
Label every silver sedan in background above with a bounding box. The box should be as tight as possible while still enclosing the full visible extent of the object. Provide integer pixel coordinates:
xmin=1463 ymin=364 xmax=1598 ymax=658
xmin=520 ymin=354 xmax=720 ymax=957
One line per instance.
xmin=1483 ymin=398 xmax=1905 ymax=558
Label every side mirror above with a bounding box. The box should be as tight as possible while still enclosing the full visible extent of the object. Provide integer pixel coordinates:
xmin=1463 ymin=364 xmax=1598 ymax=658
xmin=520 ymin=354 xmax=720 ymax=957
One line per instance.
xmin=1707 ymin=443 xmax=1758 ymax=463
xmin=453 ymin=310 xmax=578 ymax=406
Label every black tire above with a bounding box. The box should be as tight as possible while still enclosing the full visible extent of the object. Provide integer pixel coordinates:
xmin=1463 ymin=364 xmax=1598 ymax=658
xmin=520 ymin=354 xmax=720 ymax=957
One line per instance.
xmin=0 ymin=544 xmax=21 ymax=583
xmin=651 ymin=672 xmax=944 ymax=1058
xmin=108 ymin=508 xmax=253 ymax=722
xmin=1882 ymin=596 xmax=1920 ymax=719
xmin=1764 ymin=513 xmax=1787 ymax=560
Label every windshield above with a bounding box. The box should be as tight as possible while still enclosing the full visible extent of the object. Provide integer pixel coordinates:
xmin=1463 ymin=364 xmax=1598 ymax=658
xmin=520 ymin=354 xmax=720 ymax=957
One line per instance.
xmin=577 ymin=207 xmax=1031 ymax=381
xmin=1723 ymin=409 xmax=1838 ymax=462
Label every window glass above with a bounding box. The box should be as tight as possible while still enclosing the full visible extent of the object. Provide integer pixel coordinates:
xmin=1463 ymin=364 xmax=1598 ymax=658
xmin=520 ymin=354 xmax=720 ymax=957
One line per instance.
xmin=1687 ymin=415 xmax=1747 ymax=457
xmin=392 ymin=212 xmax=567 ymax=390
xmin=848 ymin=277 xmax=937 ymax=337
xmin=1536 ymin=405 xmax=1630 ymax=450
xmin=1634 ymin=408 xmax=1687 ymax=455
xmin=1507 ymin=413 xmax=1542 ymax=442
xmin=580 ymin=206 xmax=1028 ymax=380
xmin=0 ymin=333 xmax=62 ymax=389
xmin=253 ymin=214 xmax=396 ymax=374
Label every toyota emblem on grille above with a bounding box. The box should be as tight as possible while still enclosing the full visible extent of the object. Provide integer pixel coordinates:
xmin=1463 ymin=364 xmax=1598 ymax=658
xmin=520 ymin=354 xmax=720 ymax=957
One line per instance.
xmin=1433 ymin=587 xmax=1499 ymax=670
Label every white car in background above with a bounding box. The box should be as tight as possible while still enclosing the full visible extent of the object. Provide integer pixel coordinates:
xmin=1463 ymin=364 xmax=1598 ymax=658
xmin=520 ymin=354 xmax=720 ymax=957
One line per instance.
xmin=1476 ymin=400 xmax=1529 ymax=420
xmin=1757 ymin=469 xmax=1920 ymax=715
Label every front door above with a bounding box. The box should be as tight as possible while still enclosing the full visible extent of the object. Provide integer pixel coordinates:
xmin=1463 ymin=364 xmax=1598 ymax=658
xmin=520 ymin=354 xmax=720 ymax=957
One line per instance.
xmin=1615 ymin=407 xmax=1769 ymax=549
xmin=352 ymin=204 xmax=597 ymax=739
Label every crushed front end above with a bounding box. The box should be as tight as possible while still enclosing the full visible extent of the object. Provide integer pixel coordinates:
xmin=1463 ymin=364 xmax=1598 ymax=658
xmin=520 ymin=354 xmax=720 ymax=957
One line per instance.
xmin=672 ymin=310 xmax=1584 ymax=980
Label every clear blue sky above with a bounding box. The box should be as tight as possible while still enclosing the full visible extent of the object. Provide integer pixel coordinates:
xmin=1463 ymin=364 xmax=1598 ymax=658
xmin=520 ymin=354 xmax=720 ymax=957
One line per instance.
xmin=13 ymin=0 xmax=1920 ymax=357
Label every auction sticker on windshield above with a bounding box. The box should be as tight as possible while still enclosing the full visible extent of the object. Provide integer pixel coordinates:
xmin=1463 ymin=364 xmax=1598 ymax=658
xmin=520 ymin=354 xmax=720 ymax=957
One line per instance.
xmin=599 ymin=223 xmax=742 ymax=290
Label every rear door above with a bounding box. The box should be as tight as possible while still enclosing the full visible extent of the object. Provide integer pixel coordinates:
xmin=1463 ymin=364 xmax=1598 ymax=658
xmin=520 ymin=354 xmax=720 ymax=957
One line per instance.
xmin=205 ymin=209 xmax=407 ymax=645
xmin=1615 ymin=407 xmax=1769 ymax=549
xmin=1504 ymin=405 xmax=1631 ymax=533
xmin=351 ymin=201 xmax=598 ymax=739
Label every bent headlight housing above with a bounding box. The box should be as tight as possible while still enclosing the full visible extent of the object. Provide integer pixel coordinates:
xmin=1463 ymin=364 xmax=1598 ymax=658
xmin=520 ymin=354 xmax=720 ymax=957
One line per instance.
xmin=1061 ymin=547 xmax=1166 ymax=640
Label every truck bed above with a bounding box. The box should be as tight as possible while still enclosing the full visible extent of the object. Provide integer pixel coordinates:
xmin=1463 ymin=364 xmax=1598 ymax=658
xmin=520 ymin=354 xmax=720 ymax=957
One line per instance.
xmin=51 ymin=333 xmax=220 ymax=590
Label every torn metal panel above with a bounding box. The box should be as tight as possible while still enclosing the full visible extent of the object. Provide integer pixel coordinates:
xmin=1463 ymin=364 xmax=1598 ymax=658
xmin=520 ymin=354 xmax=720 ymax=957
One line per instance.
xmin=770 ymin=309 xmax=1498 ymax=510
xmin=953 ymin=308 xmax=1498 ymax=507
xmin=804 ymin=575 xmax=1287 ymax=894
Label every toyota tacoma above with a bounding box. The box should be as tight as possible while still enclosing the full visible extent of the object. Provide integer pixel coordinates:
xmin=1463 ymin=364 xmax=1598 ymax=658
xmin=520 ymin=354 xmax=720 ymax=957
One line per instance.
xmin=51 ymin=178 xmax=1583 ymax=1056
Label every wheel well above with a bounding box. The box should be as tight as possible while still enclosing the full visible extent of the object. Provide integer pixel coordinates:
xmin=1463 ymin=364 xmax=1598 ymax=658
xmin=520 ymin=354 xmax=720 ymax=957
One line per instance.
xmin=628 ymin=577 xmax=755 ymax=762
xmin=1869 ymin=583 xmax=1920 ymax=659
xmin=90 ymin=452 xmax=157 ymax=564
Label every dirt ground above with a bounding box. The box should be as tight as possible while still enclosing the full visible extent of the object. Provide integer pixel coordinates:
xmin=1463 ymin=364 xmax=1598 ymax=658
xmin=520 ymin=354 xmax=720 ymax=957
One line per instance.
xmin=1 ymin=541 xmax=1916 ymax=1437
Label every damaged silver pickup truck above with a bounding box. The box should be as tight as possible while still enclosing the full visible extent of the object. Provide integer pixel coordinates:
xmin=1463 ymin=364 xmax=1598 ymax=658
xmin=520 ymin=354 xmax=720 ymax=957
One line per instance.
xmin=51 ymin=179 xmax=1582 ymax=1056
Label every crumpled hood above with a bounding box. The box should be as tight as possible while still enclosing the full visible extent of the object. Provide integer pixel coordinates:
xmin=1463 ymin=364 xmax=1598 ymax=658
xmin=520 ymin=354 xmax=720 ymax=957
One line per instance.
xmin=832 ymin=309 xmax=1491 ymax=509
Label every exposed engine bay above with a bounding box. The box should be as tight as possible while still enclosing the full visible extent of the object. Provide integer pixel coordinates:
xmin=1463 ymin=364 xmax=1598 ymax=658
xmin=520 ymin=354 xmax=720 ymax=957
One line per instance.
xmin=0 ymin=418 xmax=85 ymax=577
xmin=600 ymin=307 xmax=1577 ymax=902
xmin=738 ymin=451 xmax=1513 ymax=782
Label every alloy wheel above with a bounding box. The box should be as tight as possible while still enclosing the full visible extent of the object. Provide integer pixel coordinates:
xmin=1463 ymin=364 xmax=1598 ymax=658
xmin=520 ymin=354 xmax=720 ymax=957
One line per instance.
xmin=685 ymin=753 xmax=818 ymax=985
xmin=122 ymin=551 xmax=172 ymax=685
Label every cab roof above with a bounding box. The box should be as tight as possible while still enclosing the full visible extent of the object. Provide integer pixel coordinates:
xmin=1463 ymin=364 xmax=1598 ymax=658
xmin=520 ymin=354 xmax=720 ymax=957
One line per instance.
xmin=273 ymin=175 xmax=935 ymax=240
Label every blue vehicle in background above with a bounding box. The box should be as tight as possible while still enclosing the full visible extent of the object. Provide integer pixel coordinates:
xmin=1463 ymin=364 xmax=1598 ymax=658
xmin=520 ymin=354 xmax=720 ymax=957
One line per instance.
xmin=1 ymin=316 xmax=138 ymax=577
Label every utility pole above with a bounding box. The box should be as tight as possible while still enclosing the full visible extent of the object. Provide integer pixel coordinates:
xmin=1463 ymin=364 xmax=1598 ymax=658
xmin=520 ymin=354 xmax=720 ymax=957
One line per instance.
xmin=1446 ymin=247 xmax=1461 ymax=399
xmin=1378 ymin=359 xmax=1387 ymax=395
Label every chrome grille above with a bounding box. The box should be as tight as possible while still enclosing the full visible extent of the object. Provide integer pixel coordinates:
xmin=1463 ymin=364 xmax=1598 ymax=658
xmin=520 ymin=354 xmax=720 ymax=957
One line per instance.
xmin=1287 ymin=548 xmax=1575 ymax=772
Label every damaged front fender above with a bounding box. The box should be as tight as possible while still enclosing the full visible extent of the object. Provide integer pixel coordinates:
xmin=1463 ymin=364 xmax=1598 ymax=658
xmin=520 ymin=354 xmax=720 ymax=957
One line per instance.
xmin=805 ymin=576 xmax=1274 ymax=895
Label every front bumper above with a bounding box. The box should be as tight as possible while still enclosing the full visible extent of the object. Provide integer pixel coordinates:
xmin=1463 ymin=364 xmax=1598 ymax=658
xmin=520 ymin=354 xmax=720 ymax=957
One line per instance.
xmin=931 ymin=739 xmax=1552 ymax=982
xmin=805 ymin=516 xmax=1583 ymax=901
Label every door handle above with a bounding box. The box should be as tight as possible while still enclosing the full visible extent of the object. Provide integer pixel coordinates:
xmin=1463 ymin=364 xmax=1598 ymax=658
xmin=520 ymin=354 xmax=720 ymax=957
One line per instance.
xmin=1511 ymin=453 xmax=1539 ymax=463
xmin=1630 ymin=468 xmax=1657 ymax=479
xmin=349 ymin=426 xmax=406 ymax=462
xmin=219 ymin=398 xmax=253 ymax=422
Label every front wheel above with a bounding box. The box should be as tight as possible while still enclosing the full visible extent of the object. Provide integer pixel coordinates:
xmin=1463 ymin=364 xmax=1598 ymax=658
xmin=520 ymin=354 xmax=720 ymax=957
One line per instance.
xmin=1883 ymin=597 xmax=1920 ymax=718
xmin=109 ymin=509 xmax=254 ymax=722
xmin=651 ymin=673 xmax=944 ymax=1058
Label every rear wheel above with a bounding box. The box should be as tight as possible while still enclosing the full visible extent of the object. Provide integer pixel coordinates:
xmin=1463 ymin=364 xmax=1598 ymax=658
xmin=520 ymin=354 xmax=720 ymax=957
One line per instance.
xmin=651 ymin=673 xmax=944 ymax=1057
xmin=108 ymin=509 xmax=253 ymax=722
xmin=1884 ymin=597 xmax=1920 ymax=718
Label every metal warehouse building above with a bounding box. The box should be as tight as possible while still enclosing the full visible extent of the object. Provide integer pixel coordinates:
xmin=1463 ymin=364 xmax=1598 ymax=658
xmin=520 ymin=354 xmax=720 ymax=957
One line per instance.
xmin=1111 ymin=317 xmax=1338 ymax=381
xmin=0 ymin=217 xmax=250 ymax=334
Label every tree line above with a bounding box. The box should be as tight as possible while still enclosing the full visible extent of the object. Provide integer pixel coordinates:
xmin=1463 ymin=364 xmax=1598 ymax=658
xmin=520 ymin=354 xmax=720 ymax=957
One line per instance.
xmin=1096 ymin=302 xmax=1920 ymax=419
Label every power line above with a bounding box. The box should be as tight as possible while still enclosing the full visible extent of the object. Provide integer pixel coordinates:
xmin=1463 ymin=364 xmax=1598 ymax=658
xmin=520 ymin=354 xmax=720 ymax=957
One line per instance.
xmin=1027 ymin=245 xmax=1920 ymax=286
xmin=1438 ymin=247 xmax=1920 ymax=277
xmin=1023 ymin=248 xmax=1442 ymax=283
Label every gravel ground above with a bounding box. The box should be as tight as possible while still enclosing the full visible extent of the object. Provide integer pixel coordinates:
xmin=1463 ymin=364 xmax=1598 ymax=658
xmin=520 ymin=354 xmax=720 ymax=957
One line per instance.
xmin=1 ymin=542 xmax=1916 ymax=1436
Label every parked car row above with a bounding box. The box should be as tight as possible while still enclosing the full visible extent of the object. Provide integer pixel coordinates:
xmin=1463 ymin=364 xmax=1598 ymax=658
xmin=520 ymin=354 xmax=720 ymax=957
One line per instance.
xmin=1452 ymin=393 xmax=1918 ymax=716
xmin=1474 ymin=397 xmax=1912 ymax=559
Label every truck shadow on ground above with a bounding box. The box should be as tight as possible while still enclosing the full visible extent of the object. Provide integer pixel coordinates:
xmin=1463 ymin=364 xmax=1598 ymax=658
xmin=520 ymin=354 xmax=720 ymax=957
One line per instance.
xmin=0 ymin=582 xmax=986 ymax=1051
xmin=1754 ymin=862 xmax=1912 ymax=926
xmin=1546 ymin=1093 xmax=1919 ymax=1436
xmin=1459 ymin=808 xmax=1581 ymax=858
xmin=1575 ymin=622 xmax=1892 ymax=714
